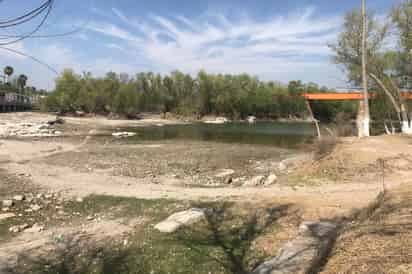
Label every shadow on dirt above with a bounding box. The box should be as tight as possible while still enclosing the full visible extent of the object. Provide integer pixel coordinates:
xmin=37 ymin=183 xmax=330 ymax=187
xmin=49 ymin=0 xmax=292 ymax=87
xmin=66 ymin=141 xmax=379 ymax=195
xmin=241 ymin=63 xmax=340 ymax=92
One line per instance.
xmin=3 ymin=203 xmax=293 ymax=274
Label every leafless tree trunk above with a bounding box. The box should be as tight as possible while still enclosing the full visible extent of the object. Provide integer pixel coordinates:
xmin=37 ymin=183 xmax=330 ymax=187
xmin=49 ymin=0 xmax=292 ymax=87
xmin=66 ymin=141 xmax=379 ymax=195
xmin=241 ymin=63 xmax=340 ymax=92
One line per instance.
xmin=360 ymin=0 xmax=370 ymax=137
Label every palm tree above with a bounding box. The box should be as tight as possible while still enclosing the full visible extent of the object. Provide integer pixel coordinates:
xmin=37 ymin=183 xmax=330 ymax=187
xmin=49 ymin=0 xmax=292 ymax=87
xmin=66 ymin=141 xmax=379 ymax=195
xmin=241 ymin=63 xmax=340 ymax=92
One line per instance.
xmin=3 ymin=66 xmax=14 ymax=83
xmin=17 ymin=74 xmax=28 ymax=94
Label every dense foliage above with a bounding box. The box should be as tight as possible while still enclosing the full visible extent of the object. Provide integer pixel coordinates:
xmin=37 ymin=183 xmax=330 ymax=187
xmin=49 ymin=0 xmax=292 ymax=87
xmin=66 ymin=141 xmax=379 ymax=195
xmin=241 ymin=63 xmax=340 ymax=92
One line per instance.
xmin=42 ymin=69 xmax=352 ymax=121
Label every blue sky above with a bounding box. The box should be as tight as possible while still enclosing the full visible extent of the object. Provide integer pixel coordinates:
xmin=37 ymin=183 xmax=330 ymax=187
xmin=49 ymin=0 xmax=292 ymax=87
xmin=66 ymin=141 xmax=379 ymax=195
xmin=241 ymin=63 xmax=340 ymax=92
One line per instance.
xmin=0 ymin=0 xmax=403 ymax=90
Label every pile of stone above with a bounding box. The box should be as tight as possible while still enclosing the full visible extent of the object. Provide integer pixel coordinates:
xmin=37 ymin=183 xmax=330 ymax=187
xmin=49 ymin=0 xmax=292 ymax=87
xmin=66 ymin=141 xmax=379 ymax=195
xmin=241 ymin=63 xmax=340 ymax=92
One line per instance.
xmin=1 ymin=192 xmax=63 ymax=234
xmin=0 ymin=121 xmax=63 ymax=138
xmin=214 ymin=169 xmax=278 ymax=187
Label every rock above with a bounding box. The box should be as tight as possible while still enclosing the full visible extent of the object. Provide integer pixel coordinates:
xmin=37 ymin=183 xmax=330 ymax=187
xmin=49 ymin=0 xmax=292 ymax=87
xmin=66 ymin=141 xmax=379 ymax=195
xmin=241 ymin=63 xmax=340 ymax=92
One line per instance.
xmin=0 ymin=213 xmax=16 ymax=221
xmin=278 ymin=162 xmax=287 ymax=171
xmin=44 ymin=194 xmax=53 ymax=199
xmin=47 ymin=117 xmax=65 ymax=125
xmin=2 ymin=208 xmax=9 ymax=212
xmin=24 ymin=223 xmax=44 ymax=233
xmin=224 ymin=177 xmax=233 ymax=184
xmin=215 ymin=169 xmax=235 ymax=178
xmin=9 ymin=223 xmax=29 ymax=233
xmin=243 ymin=176 xmax=265 ymax=187
xmin=75 ymin=197 xmax=84 ymax=203
xmin=251 ymin=221 xmax=337 ymax=274
xmin=30 ymin=204 xmax=42 ymax=211
xmin=13 ymin=195 xmax=25 ymax=201
xmin=264 ymin=174 xmax=278 ymax=186
xmin=2 ymin=200 xmax=13 ymax=207
xmin=155 ymin=208 xmax=206 ymax=233
xmin=247 ymin=116 xmax=257 ymax=124
xmin=75 ymin=111 xmax=86 ymax=117
xmin=8 ymin=226 xmax=20 ymax=233
xmin=112 ymin=132 xmax=137 ymax=138
xmin=54 ymin=130 xmax=63 ymax=135
xmin=203 ymin=117 xmax=229 ymax=124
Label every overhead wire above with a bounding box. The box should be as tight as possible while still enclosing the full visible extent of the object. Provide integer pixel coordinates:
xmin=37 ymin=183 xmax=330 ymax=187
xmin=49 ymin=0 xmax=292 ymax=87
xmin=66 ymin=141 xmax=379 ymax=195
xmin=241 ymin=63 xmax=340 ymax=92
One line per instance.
xmin=0 ymin=0 xmax=54 ymax=45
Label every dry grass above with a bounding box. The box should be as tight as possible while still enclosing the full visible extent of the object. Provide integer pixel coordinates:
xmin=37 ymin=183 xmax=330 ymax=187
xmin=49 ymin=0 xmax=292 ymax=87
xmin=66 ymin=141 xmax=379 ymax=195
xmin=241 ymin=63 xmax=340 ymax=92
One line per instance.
xmin=321 ymin=186 xmax=412 ymax=274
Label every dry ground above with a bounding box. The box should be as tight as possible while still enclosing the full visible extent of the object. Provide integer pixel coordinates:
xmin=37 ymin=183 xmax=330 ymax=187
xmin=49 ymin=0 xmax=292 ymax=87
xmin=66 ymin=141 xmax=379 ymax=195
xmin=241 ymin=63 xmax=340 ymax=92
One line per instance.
xmin=1 ymin=112 xmax=412 ymax=273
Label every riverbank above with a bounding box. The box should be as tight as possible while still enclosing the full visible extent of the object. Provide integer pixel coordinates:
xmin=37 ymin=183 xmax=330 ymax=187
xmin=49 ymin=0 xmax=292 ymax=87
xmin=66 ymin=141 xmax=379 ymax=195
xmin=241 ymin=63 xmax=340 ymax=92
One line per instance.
xmin=0 ymin=112 xmax=411 ymax=273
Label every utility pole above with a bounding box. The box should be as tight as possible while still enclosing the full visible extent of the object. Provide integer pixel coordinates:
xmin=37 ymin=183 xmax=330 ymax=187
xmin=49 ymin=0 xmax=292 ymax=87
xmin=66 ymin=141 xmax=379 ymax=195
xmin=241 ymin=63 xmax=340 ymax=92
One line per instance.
xmin=361 ymin=0 xmax=370 ymax=137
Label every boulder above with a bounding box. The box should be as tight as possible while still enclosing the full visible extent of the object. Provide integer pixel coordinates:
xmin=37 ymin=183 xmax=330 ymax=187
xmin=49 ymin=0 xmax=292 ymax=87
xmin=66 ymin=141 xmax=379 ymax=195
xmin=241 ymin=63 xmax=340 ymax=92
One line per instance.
xmin=24 ymin=223 xmax=44 ymax=233
xmin=264 ymin=174 xmax=278 ymax=186
xmin=13 ymin=195 xmax=25 ymax=201
xmin=8 ymin=223 xmax=29 ymax=233
xmin=243 ymin=176 xmax=265 ymax=186
xmin=30 ymin=204 xmax=42 ymax=211
xmin=155 ymin=208 xmax=206 ymax=233
xmin=203 ymin=117 xmax=229 ymax=124
xmin=247 ymin=116 xmax=257 ymax=124
xmin=251 ymin=221 xmax=337 ymax=274
xmin=2 ymin=200 xmax=13 ymax=207
xmin=215 ymin=169 xmax=235 ymax=178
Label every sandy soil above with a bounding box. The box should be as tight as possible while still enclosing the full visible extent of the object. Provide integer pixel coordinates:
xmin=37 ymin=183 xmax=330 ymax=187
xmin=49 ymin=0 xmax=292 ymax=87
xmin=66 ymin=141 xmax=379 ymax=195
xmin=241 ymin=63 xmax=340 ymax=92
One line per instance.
xmin=2 ymin=112 xmax=412 ymax=273
xmin=2 ymin=113 xmax=411 ymax=220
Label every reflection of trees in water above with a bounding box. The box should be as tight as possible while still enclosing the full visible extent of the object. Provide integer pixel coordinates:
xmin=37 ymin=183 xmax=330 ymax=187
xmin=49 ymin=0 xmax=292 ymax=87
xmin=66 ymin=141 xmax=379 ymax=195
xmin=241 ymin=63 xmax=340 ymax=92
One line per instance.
xmin=129 ymin=123 xmax=314 ymax=147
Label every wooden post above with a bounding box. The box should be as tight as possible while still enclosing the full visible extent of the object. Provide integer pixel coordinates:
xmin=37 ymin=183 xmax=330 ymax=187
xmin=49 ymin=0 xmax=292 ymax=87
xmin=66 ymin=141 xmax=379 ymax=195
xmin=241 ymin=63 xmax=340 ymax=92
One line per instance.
xmin=305 ymin=99 xmax=321 ymax=140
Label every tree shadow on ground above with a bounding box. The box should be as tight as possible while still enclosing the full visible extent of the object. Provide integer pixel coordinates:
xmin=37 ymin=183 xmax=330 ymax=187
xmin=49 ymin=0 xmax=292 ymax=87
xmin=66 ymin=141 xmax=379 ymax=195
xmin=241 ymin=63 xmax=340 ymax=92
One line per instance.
xmin=175 ymin=202 xmax=293 ymax=274
xmin=3 ymin=203 xmax=294 ymax=274
xmin=3 ymin=235 xmax=145 ymax=274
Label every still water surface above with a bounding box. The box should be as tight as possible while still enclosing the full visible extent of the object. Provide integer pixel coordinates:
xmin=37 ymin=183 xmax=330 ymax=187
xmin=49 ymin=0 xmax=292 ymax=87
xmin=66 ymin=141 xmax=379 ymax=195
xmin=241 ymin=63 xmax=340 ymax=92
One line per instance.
xmin=123 ymin=122 xmax=315 ymax=148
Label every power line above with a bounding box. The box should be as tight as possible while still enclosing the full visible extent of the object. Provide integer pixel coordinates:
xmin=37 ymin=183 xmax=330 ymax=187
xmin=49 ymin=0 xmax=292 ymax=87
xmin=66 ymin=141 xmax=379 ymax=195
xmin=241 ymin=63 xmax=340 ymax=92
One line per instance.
xmin=0 ymin=0 xmax=52 ymax=27
xmin=0 ymin=1 xmax=54 ymax=46
xmin=0 ymin=46 xmax=59 ymax=75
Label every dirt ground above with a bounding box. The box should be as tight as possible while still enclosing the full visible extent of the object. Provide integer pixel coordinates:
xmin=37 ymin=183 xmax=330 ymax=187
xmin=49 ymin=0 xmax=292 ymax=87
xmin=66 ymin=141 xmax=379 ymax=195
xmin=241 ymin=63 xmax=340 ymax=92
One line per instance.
xmin=1 ymin=112 xmax=412 ymax=273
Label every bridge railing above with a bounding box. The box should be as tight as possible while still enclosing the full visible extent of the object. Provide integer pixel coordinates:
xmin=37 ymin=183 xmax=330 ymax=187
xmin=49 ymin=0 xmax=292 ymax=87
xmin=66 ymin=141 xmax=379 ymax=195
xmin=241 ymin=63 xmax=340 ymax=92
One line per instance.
xmin=0 ymin=92 xmax=33 ymax=106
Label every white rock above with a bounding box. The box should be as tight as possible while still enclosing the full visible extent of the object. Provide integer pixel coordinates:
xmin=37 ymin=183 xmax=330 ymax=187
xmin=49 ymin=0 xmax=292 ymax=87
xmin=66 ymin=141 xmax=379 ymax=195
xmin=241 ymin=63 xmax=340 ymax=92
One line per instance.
xmin=112 ymin=132 xmax=137 ymax=138
xmin=24 ymin=223 xmax=44 ymax=233
xmin=215 ymin=169 xmax=235 ymax=178
xmin=13 ymin=195 xmax=25 ymax=201
xmin=75 ymin=197 xmax=84 ymax=203
xmin=264 ymin=174 xmax=278 ymax=186
xmin=30 ymin=204 xmax=42 ymax=211
xmin=155 ymin=208 xmax=206 ymax=233
xmin=247 ymin=116 xmax=257 ymax=124
xmin=2 ymin=200 xmax=13 ymax=207
xmin=243 ymin=176 xmax=265 ymax=186
xmin=203 ymin=117 xmax=229 ymax=124
xmin=278 ymin=162 xmax=287 ymax=171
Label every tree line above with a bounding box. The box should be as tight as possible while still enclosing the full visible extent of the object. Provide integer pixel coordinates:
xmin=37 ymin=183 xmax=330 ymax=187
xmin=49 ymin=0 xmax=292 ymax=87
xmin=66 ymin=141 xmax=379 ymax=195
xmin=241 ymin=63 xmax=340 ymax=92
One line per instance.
xmin=40 ymin=0 xmax=412 ymax=129
xmin=43 ymin=69 xmax=354 ymax=121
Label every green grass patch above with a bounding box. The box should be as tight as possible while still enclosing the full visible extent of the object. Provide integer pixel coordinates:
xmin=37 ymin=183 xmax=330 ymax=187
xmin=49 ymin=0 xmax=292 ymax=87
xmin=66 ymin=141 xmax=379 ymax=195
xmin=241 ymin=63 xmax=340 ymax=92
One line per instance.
xmin=7 ymin=197 xmax=291 ymax=274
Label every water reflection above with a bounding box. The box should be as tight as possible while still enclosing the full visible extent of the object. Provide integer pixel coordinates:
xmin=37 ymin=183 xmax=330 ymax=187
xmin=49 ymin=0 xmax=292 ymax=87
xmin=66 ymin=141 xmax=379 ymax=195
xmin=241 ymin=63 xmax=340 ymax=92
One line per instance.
xmin=122 ymin=122 xmax=315 ymax=148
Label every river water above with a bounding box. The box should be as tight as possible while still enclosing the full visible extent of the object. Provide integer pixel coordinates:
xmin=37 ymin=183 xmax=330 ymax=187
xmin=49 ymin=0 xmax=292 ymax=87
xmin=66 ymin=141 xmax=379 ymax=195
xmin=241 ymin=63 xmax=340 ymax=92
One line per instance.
xmin=122 ymin=121 xmax=315 ymax=148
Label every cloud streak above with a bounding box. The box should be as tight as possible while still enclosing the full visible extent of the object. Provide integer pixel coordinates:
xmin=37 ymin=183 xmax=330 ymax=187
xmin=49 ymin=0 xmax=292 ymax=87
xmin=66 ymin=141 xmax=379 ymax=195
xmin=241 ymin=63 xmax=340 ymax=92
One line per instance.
xmin=84 ymin=7 xmax=341 ymax=83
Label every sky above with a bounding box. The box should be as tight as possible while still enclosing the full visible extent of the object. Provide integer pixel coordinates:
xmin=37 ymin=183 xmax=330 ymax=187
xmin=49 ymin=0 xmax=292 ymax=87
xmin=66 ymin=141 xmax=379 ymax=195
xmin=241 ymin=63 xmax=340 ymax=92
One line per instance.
xmin=0 ymin=0 xmax=403 ymax=90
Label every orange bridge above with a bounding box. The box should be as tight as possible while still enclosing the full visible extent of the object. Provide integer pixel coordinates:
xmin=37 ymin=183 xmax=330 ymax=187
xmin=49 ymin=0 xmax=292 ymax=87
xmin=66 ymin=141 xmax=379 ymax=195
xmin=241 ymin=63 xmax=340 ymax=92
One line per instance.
xmin=303 ymin=91 xmax=412 ymax=101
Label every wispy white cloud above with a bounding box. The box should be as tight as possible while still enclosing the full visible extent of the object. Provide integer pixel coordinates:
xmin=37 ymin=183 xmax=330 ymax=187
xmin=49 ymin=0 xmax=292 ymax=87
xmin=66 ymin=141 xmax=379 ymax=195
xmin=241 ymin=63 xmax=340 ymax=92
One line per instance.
xmin=84 ymin=7 xmax=341 ymax=82
xmin=86 ymin=22 xmax=141 ymax=42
